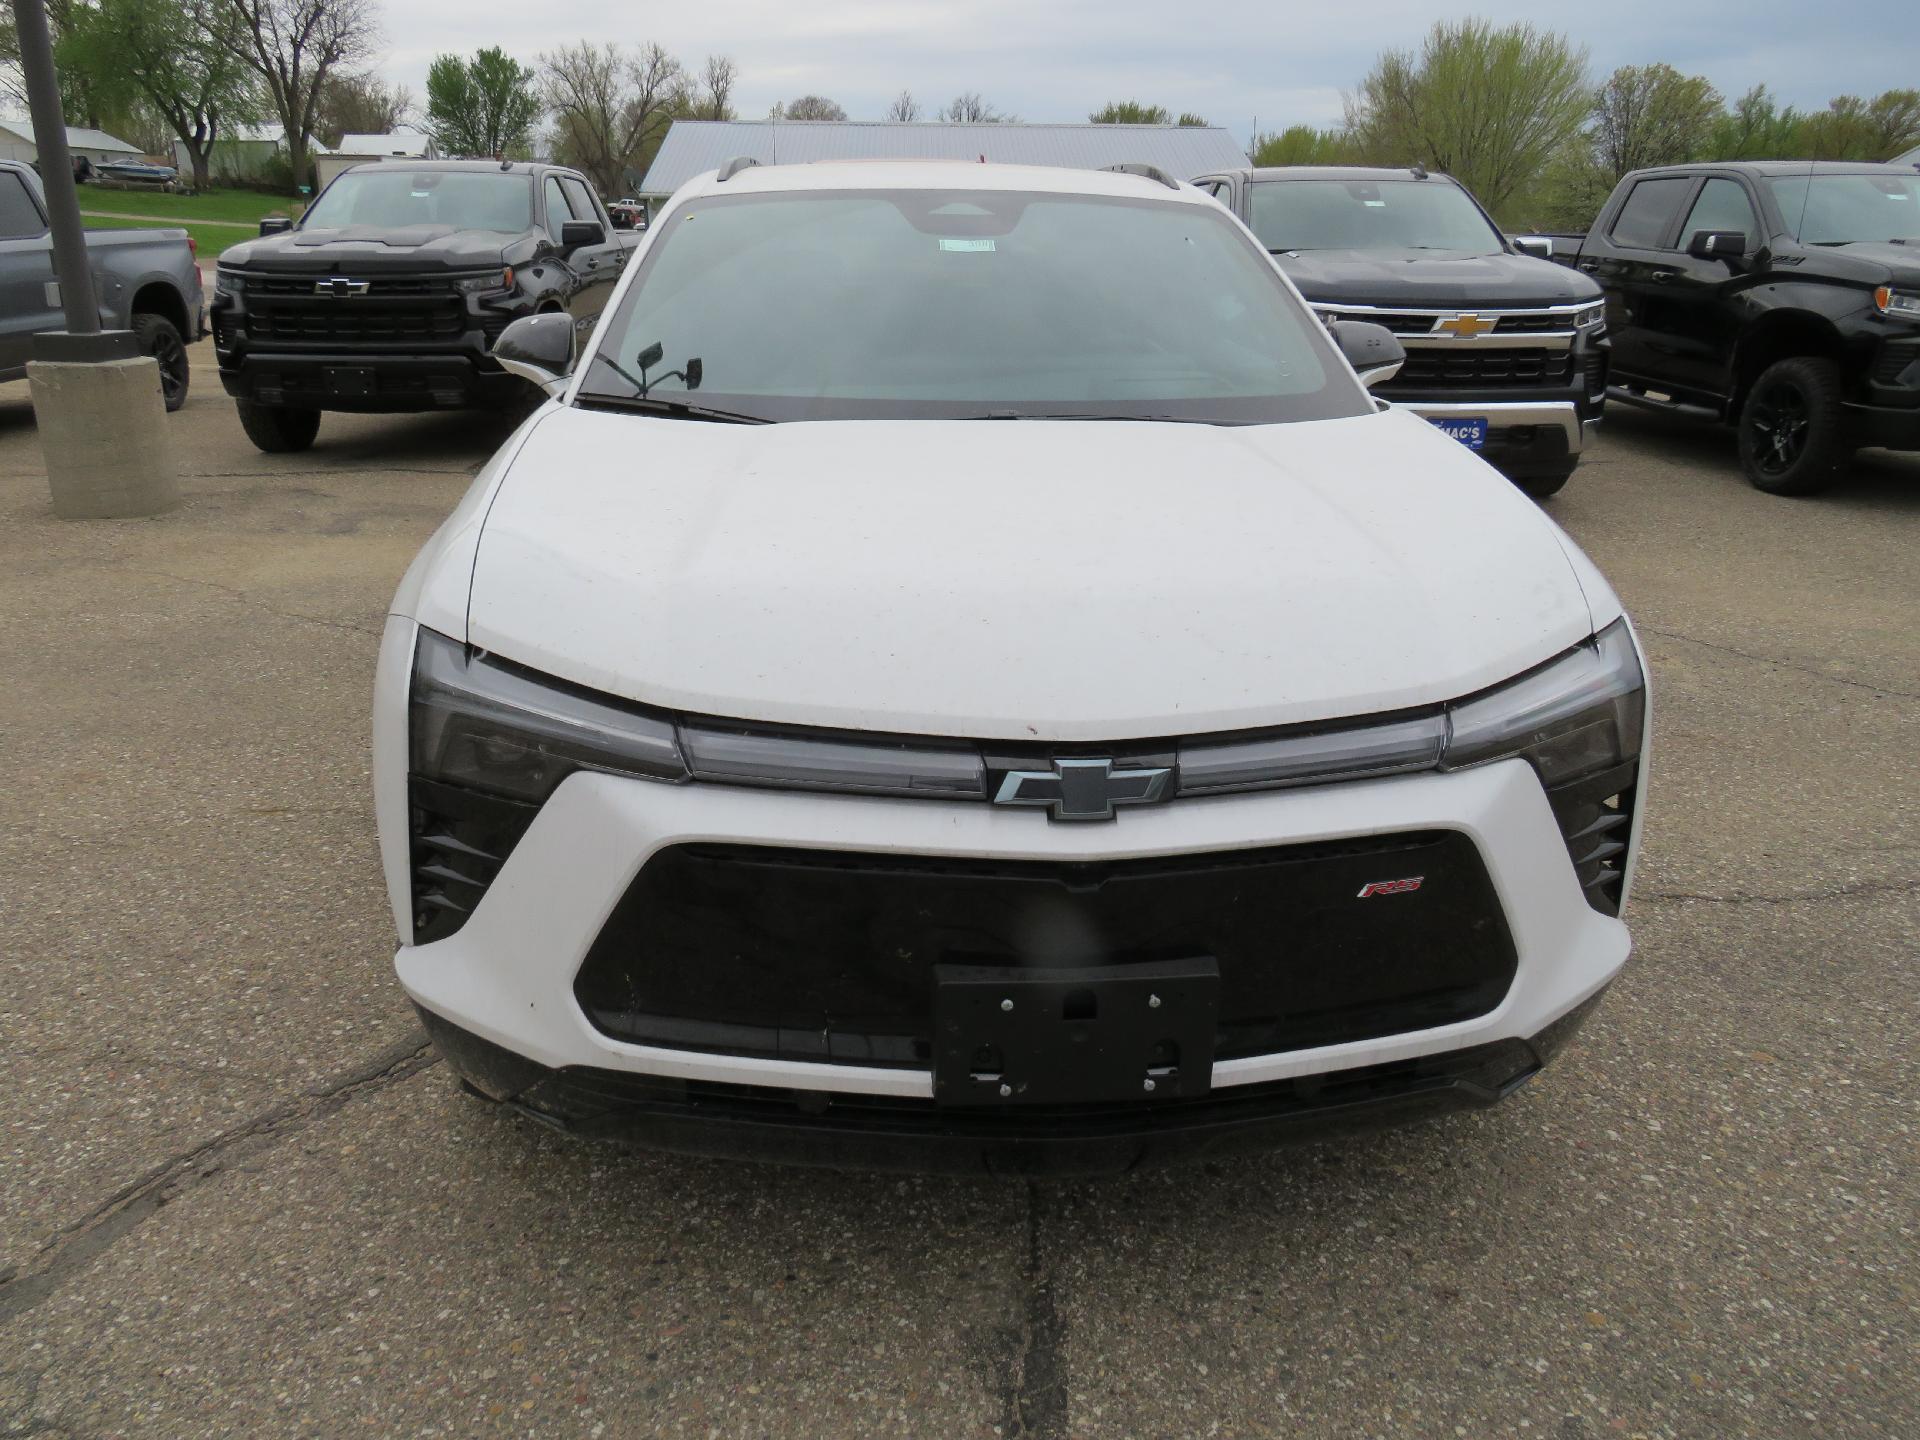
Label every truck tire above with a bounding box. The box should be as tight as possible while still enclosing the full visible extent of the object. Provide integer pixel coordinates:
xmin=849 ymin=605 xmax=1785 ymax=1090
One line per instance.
xmin=1508 ymin=460 xmax=1576 ymax=499
xmin=1737 ymin=356 xmax=1847 ymax=496
xmin=131 ymin=312 xmax=189 ymax=413
xmin=236 ymin=401 xmax=321 ymax=454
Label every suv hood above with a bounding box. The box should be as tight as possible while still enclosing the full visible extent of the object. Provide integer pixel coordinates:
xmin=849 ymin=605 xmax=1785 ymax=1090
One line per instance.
xmin=1276 ymin=249 xmax=1599 ymax=309
xmin=463 ymin=407 xmax=1599 ymax=741
xmin=221 ymin=225 xmax=526 ymax=273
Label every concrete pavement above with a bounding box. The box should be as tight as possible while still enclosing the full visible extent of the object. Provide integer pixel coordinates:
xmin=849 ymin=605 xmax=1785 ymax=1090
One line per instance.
xmin=1 ymin=344 xmax=1915 ymax=1437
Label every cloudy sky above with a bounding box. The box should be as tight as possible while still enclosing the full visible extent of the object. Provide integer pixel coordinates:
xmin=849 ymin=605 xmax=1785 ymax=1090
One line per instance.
xmin=378 ymin=0 xmax=1912 ymax=146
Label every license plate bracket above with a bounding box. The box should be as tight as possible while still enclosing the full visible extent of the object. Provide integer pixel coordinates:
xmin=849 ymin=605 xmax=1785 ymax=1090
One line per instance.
xmin=326 ymin=366 xmax=376 ymax=397
xmin=1432 ymin=416 xmax=1490 ymax=449
xmin=931 ymin=957 xmax=1219 ymax=1106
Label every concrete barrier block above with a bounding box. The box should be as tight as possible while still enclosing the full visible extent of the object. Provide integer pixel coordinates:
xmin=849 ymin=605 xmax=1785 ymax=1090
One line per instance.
xmin=27 ymin=355 xmax=180 ymax=519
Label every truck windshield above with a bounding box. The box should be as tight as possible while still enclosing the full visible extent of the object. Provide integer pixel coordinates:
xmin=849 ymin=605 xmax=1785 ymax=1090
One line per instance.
xmin=1767 ymin=173 xmax=1920 ymax=245
xmin=303 ymin=170 xmax=534 ymax=233
xmin=1249 ymin=180 xmax=1505 ymax=255
xmin=577 ymin=189 xmax=1365 ymax=424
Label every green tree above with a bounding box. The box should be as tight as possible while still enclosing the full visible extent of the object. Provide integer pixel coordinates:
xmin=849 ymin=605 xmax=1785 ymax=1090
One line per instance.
xmin=1090 ymin=101 xmax=1170 ymax=124
xmin=1345 ymin=19 xmax=1590 ymax=211
xmin=1589 ymin=63 xmax=1721 ymax=179
xmin=425 ymin=47 xmax=540 ymax=158
xmin=57 ymin=0 xmax=264 ymax=189
xmin=1799 ymin=89 xmax=1920 ymax=160
xmin=1251 ymin=124 xmax=1363 ymax=166
xmin=1175 ymin=112 xmax=1208 ymax=127
xmin=1708 ymin=85 xmax=1802 ymax=160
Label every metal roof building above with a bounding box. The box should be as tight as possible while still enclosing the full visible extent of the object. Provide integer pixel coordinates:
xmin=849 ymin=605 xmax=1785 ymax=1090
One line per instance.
xmin=639 ymin=120 xmax=1248 ymax=198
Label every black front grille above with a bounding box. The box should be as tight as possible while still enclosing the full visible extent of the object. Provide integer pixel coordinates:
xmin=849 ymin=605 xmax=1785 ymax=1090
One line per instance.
xmin=573 ymin=832 xmax=1518 ymax=1068
xmin=1546 ymin=762 xmax=1639 ymax=917
xmin=1391 ymin=347 xmax=1576 ymax=391
xmin=1872 ymin=340 xmax=1920 ymax=386
xmin=244 ymin=275 xmax=471 ymax=348
xmin=408 ymin=777 xmax=538 ymax=943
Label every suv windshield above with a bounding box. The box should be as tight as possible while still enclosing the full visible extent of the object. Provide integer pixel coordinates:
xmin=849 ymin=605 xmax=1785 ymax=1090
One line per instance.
xmin=1767 ymin=172 xmax=1920 ymax=245
xmin=303 ymin=169 xmax=534 ymax=232
xmin=1250 ymin=179 xmax=1504 ymax=254
xmin=577 ymin=188 xmax=1365 ymax=424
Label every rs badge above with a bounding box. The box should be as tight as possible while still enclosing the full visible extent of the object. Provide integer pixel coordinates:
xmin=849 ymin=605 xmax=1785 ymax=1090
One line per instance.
xmin=1357 ymin=877 xmax=1424 ymax=898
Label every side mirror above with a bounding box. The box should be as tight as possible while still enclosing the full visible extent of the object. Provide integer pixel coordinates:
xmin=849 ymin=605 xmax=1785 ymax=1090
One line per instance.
xmin=492 ymin=312 xmax=575 ymax=397
xmin=258 ymin=216 xmax=293 ymax=236
xmin=1328 ymin=320 xmax=1405 ymax=389
xmin=1686 ymin=229 xmax=1748 ymax=261
xmin=1511 ymin=234 xmax=1554 ymax=260
xmin=560 ymin=219 xmax=605 ymax=252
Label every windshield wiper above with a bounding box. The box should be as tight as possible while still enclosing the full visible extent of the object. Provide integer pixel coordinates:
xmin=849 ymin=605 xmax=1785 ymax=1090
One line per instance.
xmin=576 ymin=391 xmax=771 ymax=424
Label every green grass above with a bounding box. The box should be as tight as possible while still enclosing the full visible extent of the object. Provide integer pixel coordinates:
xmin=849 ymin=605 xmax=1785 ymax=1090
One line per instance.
xmin=77 ymin=186 xmax=301 ymax=225
xmin=82 ymin=213 xmax=255 ymax=258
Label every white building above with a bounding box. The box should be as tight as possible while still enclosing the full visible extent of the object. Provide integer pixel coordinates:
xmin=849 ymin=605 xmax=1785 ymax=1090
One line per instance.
xmin=316 ymin=129 xmax=439 ymax=189
xmin=0 ymin=121 xmax=142 ymax=167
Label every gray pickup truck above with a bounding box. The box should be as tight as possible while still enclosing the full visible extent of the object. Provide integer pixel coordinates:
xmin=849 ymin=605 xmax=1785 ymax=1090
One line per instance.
xmin=0 ymin=158 xmax=204 ymax=410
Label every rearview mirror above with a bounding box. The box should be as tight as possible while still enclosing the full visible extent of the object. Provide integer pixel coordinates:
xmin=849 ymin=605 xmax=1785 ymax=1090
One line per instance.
xmin=492 ymin=313 xmax=575 ymax=398
xmin=560 ymin=219 xmax=605 ymax=253
xmin=258 ymin=216 xmax=292 ymax=236
xmin=1511 ymin=234 xmax=1554 ymax=260
xmin=1328 ymin=320 xmax=1405 ymax=389
xmin=1686 ymin=229 xmax=1748 ymax=261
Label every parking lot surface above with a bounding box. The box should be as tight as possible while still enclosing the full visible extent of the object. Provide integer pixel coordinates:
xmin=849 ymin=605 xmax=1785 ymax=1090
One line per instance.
xmin=2 ymin=342 xmax=1916 ymax=1438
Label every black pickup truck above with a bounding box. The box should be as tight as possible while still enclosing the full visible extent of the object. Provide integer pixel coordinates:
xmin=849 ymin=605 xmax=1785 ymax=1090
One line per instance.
xmin=1193 ymin=165 xmax=1609 ymax=496
xmin=211 ymin=160 xmax=640 ymax=452
xmin=1563 ymin=161 xmax=1920 ymax=494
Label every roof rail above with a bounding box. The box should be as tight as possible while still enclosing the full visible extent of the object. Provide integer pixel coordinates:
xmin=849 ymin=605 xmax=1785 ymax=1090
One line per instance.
xmin=1103 ymin=162 xmax=1180 ymax=191
xmin=716 ymin=155 xmax=760 ymax=183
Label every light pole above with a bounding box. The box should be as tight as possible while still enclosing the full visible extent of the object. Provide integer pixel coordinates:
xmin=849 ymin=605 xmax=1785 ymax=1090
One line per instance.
xmin=12 ymin=0 xmax=179 ymax=517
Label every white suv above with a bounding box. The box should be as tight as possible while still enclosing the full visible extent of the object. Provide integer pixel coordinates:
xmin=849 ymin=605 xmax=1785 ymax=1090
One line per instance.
xmin=373 ymin=160 xmax=1648 ymax=1176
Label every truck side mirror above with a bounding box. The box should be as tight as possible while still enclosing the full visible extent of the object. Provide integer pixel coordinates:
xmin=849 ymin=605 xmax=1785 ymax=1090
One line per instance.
xmin=1686 ymin=229 xmax=1748 ymax=261
xmin=493 ymin=313 xmax=575 ymax=398
xmin=1328 ymin=320 xmax=1405 ymax=389
xmin=1511 ymin=235 xmax=1554 ymax=259
xmin=259 ymin=216 xmax=292 ymax=236
xmin=560 ymin=219 xmax=605 ymax=253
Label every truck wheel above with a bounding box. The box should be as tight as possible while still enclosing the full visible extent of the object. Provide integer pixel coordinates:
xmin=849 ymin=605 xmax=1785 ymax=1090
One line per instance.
xmin=1508 ymin=460 xmax=1576 ymax=499
xmin=131 ymin=312 xmax=189 ymax=413
xmin=236 ymin=401 xmax=321 ymax=454
xmin=1738 ymin=357 xmax=1847 ymax=496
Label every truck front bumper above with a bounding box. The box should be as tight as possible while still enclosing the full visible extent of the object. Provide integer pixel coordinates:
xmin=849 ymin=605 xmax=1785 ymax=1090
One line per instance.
xmin=216 ymin=351 xmax=523 ymax=414
xmin=1401 ymin=398 xmax=1599 ymax=471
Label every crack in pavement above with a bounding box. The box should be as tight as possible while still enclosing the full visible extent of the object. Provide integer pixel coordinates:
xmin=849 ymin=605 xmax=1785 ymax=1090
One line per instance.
xmin=118 ymin=568 xmax=382 ymax=639
xmin=1637 ymin=624 xmax=1920 ymax=701
xmin=0 ymin=1033 xmax=438 ymax=1327
xmin=1639 ymin=875 xmax=1920 ymax=907
xmin=998 ymin=1182 xmax=1068 ymax=1439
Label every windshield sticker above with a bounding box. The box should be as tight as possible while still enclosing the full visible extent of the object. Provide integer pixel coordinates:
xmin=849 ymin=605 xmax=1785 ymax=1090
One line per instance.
xmin=938 ymin=237 xmax=996 ymax=253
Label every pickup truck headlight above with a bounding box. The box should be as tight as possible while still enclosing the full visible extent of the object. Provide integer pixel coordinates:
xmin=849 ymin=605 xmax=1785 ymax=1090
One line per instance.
xmin=214 ymin=268 xmax=244 ymax=296
xmin=1573 ymin=302 xmax=1606 ymax=328
xmin=410 ymin=629 xmax=687 ymax=803
xmin=1875 ymin=286 xmax=1920 ymax=322
xmin=1443 ymin=619 xmax=1644 ymax=785
xmin=455 ymin=268 xmax=515 ymax=296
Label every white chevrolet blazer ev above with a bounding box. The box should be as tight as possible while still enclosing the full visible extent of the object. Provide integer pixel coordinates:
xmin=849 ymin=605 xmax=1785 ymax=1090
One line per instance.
xmin=373 ymin=159 xmax=1649 ymax=1176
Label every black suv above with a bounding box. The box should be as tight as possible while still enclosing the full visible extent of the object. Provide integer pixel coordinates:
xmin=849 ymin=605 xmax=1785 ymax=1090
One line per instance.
xmin=1566 ymin=161 xmax=1920 ymax=494
xmin=212 ymin=160 xmax=639 ymax=452
xmin=1193 ymin=166 xmax=1609 ymax=496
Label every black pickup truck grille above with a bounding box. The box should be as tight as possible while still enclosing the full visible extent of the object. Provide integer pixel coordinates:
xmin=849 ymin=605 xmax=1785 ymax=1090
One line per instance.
xmin=1394 ymin=348 xmax=1576 ymax=390
xmin=243 ymin=274 xmax=470 ymax=348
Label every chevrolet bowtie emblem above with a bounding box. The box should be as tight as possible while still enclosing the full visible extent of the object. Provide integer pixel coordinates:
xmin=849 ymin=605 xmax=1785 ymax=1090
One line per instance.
xmin=316 ymin=277 xmax=370 ymax=298
xmin=992 ymin=757 xmax=1173 ymax=822
xmin=1434 ymin=312 xmax=1495 ymax=338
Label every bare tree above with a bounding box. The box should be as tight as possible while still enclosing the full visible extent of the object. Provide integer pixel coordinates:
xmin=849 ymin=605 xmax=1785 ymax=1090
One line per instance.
xmin=1589 ymin=64 xmax=1722 ymax=180
xmin=885 ymin=89 xmax=919 ymax=122
xmin=938 ymin=92 xmax=1011 ymax=123
xmin=541 ymin=40 xmax=682 ymax=195
xmin=692 ymin=55 xmax=737 ymax=121
xmin=771 ymin=94 xmax=847 ymax=122
xmin=315 ymin=71 xmax=412 ymax=146
xmin=223 ymin=0 xmax=379 ymax=191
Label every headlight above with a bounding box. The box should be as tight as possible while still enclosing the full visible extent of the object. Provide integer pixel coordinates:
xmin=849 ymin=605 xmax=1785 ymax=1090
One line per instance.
xmin=456 ymin=268 xmax=514 ymax=295
xmin=214 ymin=268 xmax=244 ymax=296
xmin=1874 ymin=286 xmax=1920 ymax=321
xmin=1574 ymin=302 xmax=1606 ymax=328
xmin=410 ymin=629 xmax=686 ymax=803
xmin=1443 ymin=619 xmax=1645 ymax=786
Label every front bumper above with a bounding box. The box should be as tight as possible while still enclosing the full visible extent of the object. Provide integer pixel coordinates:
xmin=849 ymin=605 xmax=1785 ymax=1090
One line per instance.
xmin=216 ymin=351 xmax=523 ymax=413
xmin=1844 ymin=399 xmax=1920 ymax=452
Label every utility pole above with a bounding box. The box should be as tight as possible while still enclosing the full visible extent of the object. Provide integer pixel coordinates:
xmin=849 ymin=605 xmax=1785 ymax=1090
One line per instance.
xmin=13 ymin=0 xmax=180 ymax=517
